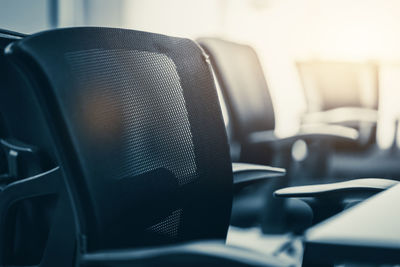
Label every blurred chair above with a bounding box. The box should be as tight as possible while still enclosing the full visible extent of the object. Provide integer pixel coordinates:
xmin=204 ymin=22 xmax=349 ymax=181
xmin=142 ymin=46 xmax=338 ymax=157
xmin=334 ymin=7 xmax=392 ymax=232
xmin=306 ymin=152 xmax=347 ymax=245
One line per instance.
xmin=277 ymin=63 xmax=394 ymax=229
xmin=0 ymin=27 xmax=292 ymax=267
xmin=197 ymin=37 xmax=359 ymax=232
xmin=197 ymin=38 xmax=359 ymax=173
xmin=297 ymin=61 xmax=379 ymax=149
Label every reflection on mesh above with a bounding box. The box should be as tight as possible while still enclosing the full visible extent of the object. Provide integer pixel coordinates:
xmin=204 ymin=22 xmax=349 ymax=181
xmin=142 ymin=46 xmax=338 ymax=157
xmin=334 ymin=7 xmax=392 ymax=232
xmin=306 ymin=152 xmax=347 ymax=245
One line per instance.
xmin=65 ymin=49 xmax=198 ymax=186
xmin=147 ymin=209 xmax=182 ymax=239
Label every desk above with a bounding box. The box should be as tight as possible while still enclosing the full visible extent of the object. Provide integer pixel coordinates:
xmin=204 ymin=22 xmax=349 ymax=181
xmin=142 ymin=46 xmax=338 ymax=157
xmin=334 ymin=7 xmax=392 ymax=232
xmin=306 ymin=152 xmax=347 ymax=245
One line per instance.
xmin=303 ymin=183 xmax=400 ymax=265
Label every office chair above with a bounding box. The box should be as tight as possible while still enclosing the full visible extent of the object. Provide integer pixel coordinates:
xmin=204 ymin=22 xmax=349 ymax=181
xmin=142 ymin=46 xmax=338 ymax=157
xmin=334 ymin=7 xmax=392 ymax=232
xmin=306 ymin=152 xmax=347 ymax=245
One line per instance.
xmin=280 ymin=62 xmax=395 ymax=224
xmin=197 ymin=38 xmax=361 ymax=232
xmin=297 ymin=61 xmax=379 ymax=149
xmin=196 ymin=39 xmax=400 ymax=237
xmin=0 ymin=27 xmax=292 ymax=267
xmin=297 ymin=61 xmax=385 ymax=180
xmin=197 ymin=38 xmax=400 ymax=239
xmin=197 ymin=38 xmax=359 ymax=169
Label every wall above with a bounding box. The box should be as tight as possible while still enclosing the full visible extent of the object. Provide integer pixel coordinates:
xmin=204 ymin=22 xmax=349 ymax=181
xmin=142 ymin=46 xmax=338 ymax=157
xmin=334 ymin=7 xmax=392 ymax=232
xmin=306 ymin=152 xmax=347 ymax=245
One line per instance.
xmin=0 ymin=0 xmax=50 ymax=34
xmin=3 ymin=0 xmax=400 ymax=146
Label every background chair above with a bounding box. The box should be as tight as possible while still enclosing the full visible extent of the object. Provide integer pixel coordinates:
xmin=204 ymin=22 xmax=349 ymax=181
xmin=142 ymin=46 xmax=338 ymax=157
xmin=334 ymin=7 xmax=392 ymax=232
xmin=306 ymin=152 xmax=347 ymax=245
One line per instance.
xmin=297 ymin=60 xmax=379 ymax=145
xmin=0 ymin=27 xmax=291 ymax=267
xmin=297 ymin=61 xmax=382 ymax=179
xmin=197 ymin=37 xmax=360 ymax=233
xmin=197 ymin=38 xmax=359 ymax=170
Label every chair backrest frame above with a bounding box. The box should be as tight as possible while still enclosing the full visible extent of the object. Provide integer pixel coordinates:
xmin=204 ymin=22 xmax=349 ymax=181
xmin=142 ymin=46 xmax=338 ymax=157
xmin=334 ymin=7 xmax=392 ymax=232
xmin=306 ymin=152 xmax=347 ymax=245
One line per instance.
xmin=198 ymin=38 xmax=276 ymax=143
xmin=5 ymin=27 xmax=234 ymax=252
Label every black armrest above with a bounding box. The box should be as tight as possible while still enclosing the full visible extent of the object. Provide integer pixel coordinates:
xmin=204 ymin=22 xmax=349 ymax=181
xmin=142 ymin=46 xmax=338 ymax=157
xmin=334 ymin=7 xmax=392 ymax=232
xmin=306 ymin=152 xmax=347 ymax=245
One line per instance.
xmin=274 ymin=178 xmax=398 ymax=198
xmin=247 ymin=124 xmax=359 ymax=147
xmin=232 ymin=162 xmax=285 ymax=187
xmin=0 ymin=167 xmax=61 ymax=218
xmin=82 ymin=240 xmax=292 ymax=267
xmin=274 ymin=178 xmax=399 ymax=224
xmin=0 ymin=167 xmax=64 ymax=260
xmin=0 ymin=138 xmax=43 ymax=184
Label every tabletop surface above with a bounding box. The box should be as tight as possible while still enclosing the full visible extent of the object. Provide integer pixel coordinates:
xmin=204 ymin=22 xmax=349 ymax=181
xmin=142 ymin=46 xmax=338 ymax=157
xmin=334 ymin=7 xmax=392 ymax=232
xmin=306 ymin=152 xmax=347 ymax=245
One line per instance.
xmin=306 ymin=183 xmax=400 ymax=249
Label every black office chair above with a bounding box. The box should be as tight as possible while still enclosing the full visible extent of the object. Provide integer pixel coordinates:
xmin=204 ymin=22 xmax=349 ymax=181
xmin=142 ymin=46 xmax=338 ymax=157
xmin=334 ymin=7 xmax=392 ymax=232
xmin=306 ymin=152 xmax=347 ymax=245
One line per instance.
xmin=280 ymin=64 xmax=398 ymax=226
xmin=197 ymin=38 xmax=400 ymax=235
xmin=197 ymin=38 xmax=359 ymax=170
xmin=297 ymin=61 xmax=379 ymax=146
xmin=0 ymin=27 xmax=291 ymax=267
xmin=197 ymin=38 xmax=363 ymax=233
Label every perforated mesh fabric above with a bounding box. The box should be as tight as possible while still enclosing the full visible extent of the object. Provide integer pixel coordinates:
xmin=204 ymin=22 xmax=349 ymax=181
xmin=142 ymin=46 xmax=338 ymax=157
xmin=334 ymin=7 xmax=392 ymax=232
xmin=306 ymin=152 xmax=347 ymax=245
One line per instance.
xmin=10 ymin=27 xmax=233 ymax=250
xmin=65 ymin=49 xmax=198 ymax=186
xmin=147 ymin=209 xmax=182 ymax=238
xmin=64 ymin=48 xmax=197 ymax=243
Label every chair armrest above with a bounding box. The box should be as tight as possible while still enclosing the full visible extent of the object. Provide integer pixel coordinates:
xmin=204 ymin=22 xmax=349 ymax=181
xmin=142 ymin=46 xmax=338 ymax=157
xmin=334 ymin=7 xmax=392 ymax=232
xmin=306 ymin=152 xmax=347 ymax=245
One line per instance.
xmin=82 ymin=240 xmax=292 ymax=267
xmin=247 ymin=124 xmax=359 ymax=147
xmin=0 ymin=167 xmax=63 ymax=260
xmin=297 ymin=124 xmax=359 ymax=141
xmin=302 ymin=107 xmax=378 ymax=126
xmin=0 ymin=167 xmax=62 ymax=222
xmin=0 ymin=167 xmax=61 ymax=210
xmin=274 ymin=178 xmax=399 ymax=224
xmin=274 ymin=178 xmax=398 ymax=199
xmin=232 ymin=162 xmax=285 ymax=187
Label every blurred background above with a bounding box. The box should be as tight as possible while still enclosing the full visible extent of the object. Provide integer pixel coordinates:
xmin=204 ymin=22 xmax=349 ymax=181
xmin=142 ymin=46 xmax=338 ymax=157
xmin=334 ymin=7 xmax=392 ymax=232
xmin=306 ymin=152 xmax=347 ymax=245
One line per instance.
xmin=2 ymin=0 xmax=400 ymax=174
xmin=3 ymin=0 xmax=400 ymax=147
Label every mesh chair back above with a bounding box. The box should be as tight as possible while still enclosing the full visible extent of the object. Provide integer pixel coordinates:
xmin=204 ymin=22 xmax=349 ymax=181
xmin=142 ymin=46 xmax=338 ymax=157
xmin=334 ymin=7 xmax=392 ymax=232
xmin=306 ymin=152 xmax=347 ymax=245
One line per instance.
xmin=6 ymin=27 xmax=233 ymax=251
